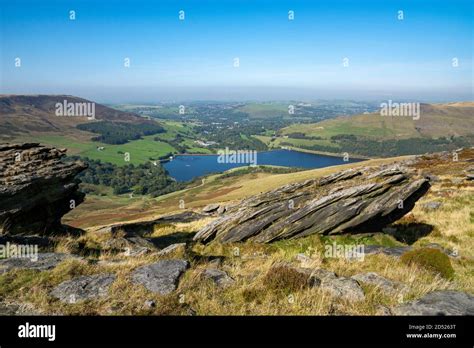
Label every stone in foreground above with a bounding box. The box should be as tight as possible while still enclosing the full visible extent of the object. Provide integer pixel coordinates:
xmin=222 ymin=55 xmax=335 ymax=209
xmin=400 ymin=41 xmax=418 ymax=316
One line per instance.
xmin=157 ymin=243 xmax=186 ymax=256
xmin=0 ymin=301 xmax=41 ymax=315
xmin=202 ymin=204 xmax=220 ymax=214
xmin=103 ymin=235 xmax=157 ymax=256
xmin=0 ymin=253 xmax=81 ymax=274
xmin=351 ymin=272 xmax=408 ymax=295
xmin=131 ymin=259 xmax=189 ymax=295
xmin=287 ymin=267 xmax=365 ymax=302
xmin=50 ymin=274 xmax=116 ymax=304
xmin=201 ymin=268 xmax=235 ymax=287
xmin=319 ymin=277 xmax=366 ymax=302
xmin=392 ymin=291 xmax=474 ymax=315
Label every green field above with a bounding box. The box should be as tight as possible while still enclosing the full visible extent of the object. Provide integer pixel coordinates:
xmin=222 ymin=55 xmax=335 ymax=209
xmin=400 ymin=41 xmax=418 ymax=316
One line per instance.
xmin=31 ymin=134 xmax=176 ymax=165
xmin=81 ymin=136 xmax=176 ymax=164
xmin=153 ymin=121 xmax=194 ymax=140
xmin=236 ymin=103 xmax=289 ymax=118
xmin=154 ymin=120 xmax=213 ymax=154
xmin=28 ymin=119 xmax=216 ymax=165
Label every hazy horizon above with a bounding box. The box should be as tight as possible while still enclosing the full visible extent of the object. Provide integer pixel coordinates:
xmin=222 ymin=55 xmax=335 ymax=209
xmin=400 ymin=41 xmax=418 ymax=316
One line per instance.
xmin=1 ymin=86 xmax=472 ymax=105
xmin=1 ymin=0 xmax=472 ymax=102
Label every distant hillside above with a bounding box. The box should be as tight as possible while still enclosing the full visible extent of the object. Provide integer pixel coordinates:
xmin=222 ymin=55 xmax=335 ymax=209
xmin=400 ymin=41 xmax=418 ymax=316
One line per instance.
xmin=266 ymin=102 xmax=474 ymax=157
xmin=0 ymin=94 xmax=153 ymax=140
xmin=281 ymin=102 xmax=474 ymax=139
xmin=0 ymin=95 xmax=176 ymax=164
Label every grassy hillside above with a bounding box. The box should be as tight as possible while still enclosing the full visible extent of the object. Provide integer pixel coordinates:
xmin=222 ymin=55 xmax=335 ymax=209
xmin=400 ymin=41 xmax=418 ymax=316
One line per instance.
xmin=281 ymin=102 xmax=474 ymax=139
xmin=0 ymin=95 xmax=212 ymax=165
xmin=0 ymin=94 xmax=149 ymax=139
xmin=268 ymin=102 xmax=474 ymax=157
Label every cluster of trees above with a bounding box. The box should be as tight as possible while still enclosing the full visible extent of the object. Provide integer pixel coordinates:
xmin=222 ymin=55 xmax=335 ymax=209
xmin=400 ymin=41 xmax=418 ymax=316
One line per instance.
xmin=286 ymin=132 xmax=323 ymax=140
xmin=204 ymin=129 xmax=268 ymax=151
xmin=280 ymin=141 xmax=339 ymax=154
xmin=68 ymin=156 xmax=186 ymax=197
xmin=219 ymin=165 xmax=303 ymax=179
xmin=155 ymin=133 xmax=188 ymax=153
xmin=77 ymin=121 xmax=164 ymax=144
xmin=331 ymin=135 xmax=474 ymax=157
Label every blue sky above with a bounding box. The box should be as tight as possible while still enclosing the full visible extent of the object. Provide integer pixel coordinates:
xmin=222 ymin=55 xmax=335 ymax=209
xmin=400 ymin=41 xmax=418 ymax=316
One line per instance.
xmin=0 ymin=0 xmax=472 ymax=102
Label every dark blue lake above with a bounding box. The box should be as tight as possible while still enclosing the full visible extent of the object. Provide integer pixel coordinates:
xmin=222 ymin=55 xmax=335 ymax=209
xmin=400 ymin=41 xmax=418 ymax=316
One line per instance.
xmin=163 ymin=150 xmax=362 ymax=182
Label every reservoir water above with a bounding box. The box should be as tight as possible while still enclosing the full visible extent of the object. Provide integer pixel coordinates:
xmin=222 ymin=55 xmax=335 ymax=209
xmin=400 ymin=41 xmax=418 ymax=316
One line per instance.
xmin=163 ymin=149 xmax=362 ymax=182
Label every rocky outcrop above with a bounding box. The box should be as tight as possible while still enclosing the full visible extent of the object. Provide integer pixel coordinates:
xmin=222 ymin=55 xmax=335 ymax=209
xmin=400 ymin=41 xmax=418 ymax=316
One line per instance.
xmin=0 ymin=301 xmax=42 ymax=315
xmin=392 ymin=291 xmax=474 ymax=315
xmin=360 ymin=243 xmax=458 ymax=259
xmin=303 ymin=268 xmax=365 ymax=302
xmin=202 ymin=204 xmax=220 ymax=214
xmin=361 ymin=245 xmax=413 ymax=258
xmin=194 ymin=165 xmax=431 ymax=243
xmin=0 ymin=252 xmax=82 ymax=274
xmin=157 ymin=243 xmax=186 ymax=255
xmin=320 ymin=277 xmax=366 ymax=302
xmin=50 ymin=274 xmax=116 ymax=304
xmin=351 ymin=272 xmax=408 ymax=295
xmin=0 ymin=143 xmax=87 ymax=235
xmin=201 ymin=268 xmax=235 ymax=287
xmin=131 ymin=259 xmax=189 ymax=295
xmin=202 ymin=203 xmax=228 ymax=215
xmin=102 ymin=235 xmax=157 ymax=256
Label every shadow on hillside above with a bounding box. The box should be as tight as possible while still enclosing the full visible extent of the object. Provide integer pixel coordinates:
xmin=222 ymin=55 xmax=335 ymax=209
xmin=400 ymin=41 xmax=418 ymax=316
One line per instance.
xmin=60 ymin=224 xmax=86 ymax=237
xmin=149 ymin=231 xmax=196 ymax=249
xmin=386 ymin=223 xmax=434 ymax=245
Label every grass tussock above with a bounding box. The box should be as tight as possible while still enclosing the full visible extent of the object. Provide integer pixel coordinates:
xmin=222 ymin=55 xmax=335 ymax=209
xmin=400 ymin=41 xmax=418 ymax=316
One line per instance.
xmin=262 ymin=265 xmax=308 ymax=293
xmin=400 ymin=248 xmax=455 ymax=280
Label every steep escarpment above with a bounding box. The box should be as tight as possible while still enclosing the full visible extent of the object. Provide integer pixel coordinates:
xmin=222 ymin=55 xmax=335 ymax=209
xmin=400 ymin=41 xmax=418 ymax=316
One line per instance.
xmin=0 ymin=143 xmax=87 ymax=235
xmin=194 ymin=162 xmax=431 ymax=243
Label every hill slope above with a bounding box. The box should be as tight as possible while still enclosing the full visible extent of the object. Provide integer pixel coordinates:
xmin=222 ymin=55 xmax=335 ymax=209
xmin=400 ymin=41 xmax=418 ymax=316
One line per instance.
xmin=0 ymin=95 xmax=178 ymax=164
xmin=281 ymin=102 xmax=474 ymax=139
xmin=0 ymin=94 xmax=152 ymax=140
xmin=265 ymin=102 xmax=474 ymax=157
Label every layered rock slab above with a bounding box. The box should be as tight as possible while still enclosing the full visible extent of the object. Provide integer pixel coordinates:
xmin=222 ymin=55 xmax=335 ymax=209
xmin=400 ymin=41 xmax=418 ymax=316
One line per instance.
xmin=194 ymin=165 xmax=430 ymax=243
xmin=392 ymin=291 xmax=474 ymax=315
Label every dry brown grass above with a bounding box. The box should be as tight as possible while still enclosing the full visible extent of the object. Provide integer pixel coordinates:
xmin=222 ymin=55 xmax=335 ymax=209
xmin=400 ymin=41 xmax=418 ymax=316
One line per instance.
xmin=0 ymin=224 xmax=468 ymax=315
